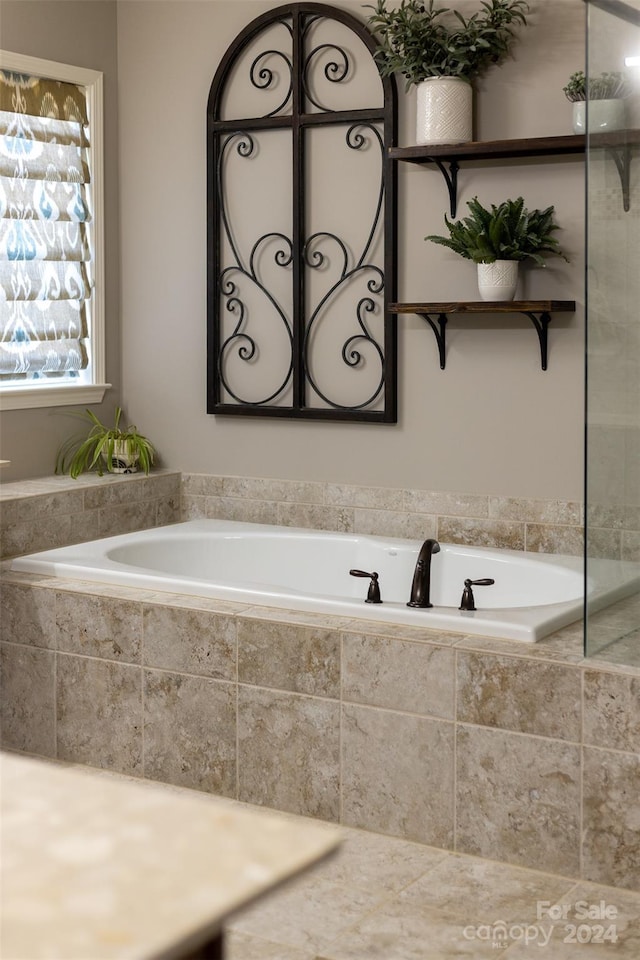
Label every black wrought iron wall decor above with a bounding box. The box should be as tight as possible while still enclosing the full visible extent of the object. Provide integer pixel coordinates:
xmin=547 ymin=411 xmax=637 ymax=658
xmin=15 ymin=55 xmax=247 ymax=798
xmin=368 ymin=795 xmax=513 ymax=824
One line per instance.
xmin=207 ymin=2 xmax=397 ymax=420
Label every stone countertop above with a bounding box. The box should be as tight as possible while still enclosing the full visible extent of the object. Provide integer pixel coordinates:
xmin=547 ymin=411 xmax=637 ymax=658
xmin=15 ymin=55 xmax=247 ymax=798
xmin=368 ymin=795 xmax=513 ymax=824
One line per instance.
xmin=0 ymin=753 xmax=341 ymax=960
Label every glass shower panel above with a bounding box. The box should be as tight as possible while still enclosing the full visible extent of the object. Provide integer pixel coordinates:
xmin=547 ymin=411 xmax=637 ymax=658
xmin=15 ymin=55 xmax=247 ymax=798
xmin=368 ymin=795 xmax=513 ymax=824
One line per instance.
xmin=585 ymin=0 xmax=640 ymax=663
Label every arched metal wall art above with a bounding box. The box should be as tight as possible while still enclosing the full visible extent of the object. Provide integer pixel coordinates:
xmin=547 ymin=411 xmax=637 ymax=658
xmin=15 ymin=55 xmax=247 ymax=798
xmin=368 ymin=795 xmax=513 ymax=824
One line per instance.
xmin=207 ymin=2 xmax=397 ymax=420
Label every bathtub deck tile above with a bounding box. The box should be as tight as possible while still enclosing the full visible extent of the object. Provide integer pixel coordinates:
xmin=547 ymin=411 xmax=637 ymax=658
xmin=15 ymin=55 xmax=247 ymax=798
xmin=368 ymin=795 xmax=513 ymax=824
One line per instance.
xmin=453 ymin=628 xmax=585 ymax=664
xmin=241 ymin=605 xmax=355 ymax=631
xmin=342 ymin=618 xmax=464 ymax=647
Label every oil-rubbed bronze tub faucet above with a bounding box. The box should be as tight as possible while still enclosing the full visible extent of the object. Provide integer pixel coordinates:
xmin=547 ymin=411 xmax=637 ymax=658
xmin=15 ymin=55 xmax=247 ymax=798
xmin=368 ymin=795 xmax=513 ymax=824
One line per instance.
xmin=407 ymin=538 xmax=440 ymax=608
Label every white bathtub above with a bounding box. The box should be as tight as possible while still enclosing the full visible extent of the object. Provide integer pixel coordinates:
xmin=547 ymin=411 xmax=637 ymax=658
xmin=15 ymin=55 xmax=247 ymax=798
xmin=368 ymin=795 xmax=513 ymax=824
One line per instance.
xmin=10 ymin=519 xmax=640 ymax=642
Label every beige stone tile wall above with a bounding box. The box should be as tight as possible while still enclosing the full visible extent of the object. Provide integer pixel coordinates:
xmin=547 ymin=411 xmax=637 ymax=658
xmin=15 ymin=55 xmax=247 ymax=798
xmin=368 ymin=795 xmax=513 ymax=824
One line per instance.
xmin=182 ymin=474 xmax=590 ymax=556
xmin=0 ymin=472 xmax=181 ymax=560
xmin=1 ymin=572 xmax=638 ymax=892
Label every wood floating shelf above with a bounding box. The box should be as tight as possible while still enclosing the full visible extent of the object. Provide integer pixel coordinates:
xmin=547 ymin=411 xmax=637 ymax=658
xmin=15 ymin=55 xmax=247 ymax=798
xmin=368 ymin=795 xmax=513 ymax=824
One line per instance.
xmin=389 ymin=130 xmax=640 ymax=214
xmin=389 ymin=300 xmax=576 ymax=371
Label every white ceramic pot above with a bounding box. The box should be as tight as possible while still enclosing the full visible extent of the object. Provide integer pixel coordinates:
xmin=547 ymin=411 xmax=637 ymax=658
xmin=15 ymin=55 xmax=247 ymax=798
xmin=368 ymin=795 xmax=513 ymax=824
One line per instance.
xmin=108 ymin=440 xmax=139 ymax=474
xmin=416 ymin=77 xmax=472 ymax=145
xmin=477 ymin=260 xmax=519 ymax=302
xmin=572 ymin=99 xmax=626 ymax=135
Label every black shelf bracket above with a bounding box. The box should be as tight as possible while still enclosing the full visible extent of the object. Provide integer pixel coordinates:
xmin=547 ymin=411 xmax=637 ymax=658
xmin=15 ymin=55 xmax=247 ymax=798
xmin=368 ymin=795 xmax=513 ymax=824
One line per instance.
xmin=416 ymin=312 xmax=448 ymax=369
xmin=521 ymin=310 xmax=552 ymax=370
xmin=427 ymin=159 xmax=460 ymax=217
xmin=414 ymin=308 xmax=553 ymax=370
xmin=605 ymin=143 xmax=632 ymax=212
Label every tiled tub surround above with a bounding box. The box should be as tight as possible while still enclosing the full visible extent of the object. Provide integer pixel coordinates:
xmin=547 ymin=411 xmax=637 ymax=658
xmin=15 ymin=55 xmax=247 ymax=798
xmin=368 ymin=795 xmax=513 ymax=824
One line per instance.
xmin=1 ymin=470 xmax=630 ymax=561
xmin=182 ymin=474 xmax=590 ymax=557
xmin=0 ymin=471 xmax=181 ymax=560
xmin=2 ymin=570 xmax=639 ymax=894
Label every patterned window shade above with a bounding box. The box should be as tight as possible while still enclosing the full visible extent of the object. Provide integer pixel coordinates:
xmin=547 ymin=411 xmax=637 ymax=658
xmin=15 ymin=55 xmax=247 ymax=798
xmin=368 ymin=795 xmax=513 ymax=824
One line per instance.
xmin=0 ymin=70 xmax=92 ymax=382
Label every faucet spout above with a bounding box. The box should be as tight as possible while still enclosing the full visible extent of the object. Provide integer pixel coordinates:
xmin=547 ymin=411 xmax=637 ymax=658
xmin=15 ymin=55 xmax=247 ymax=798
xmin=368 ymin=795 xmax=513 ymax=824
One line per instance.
xmin=407 ymin=538 xmax=441 ymax=608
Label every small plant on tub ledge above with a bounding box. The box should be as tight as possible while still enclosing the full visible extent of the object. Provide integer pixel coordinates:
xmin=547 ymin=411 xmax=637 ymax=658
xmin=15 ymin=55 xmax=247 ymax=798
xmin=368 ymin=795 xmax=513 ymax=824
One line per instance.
xmin=55 ymin=407 xmax=156 ymax=479
xmin=563 ymin=69 xmax=631 ymax=134
xmin=424 ymin=196 xmax=568 ymax=301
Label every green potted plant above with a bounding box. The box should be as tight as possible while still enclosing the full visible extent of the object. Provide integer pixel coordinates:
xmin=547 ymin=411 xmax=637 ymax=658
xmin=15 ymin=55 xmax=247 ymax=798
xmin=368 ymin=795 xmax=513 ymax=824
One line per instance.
xmin=425 ymin=196 xmax=568 ymax=300
xmin=563 ymin=70 xmax=630 ymax=134
xmin=364 ymin=0 xmax=529 ymax=144
xmin=55 ymin=407 xmax=156 ymax=479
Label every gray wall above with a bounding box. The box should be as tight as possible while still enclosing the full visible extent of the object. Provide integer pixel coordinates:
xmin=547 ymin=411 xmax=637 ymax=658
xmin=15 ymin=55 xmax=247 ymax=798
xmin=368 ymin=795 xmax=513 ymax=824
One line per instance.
xmin=0 ymin=0 xmax=121 ymax=481
xmin=118 ymin=0 xmax=586 ymax=500
xmin=1 ymin=0 xmax=587 ymax=500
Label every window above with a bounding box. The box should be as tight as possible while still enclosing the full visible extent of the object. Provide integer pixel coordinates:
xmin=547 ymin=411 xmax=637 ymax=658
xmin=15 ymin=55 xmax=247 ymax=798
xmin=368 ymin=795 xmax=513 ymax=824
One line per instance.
xmin=0 ymin=51 xmax=108 ymax=410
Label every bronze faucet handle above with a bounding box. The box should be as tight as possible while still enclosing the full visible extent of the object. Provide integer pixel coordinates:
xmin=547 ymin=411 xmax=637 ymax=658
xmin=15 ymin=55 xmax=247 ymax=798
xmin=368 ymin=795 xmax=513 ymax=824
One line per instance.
xmin=349 ymin=569 xmax=382 ymax=604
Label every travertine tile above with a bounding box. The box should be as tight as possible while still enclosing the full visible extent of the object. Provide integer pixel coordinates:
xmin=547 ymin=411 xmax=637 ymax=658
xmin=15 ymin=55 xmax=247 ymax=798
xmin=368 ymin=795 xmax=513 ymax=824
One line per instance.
xmin=238 ymin=687 xmax=340 ymax=821
xmin=622 ymin=530 xmax=640 ymax=562
xmin=437 ymin=516 xmax=525 ymax=551
xmin=306 ymin=827 xmax=448 ymax=894
xmin=181 ymin=495 xmax=208 ymax=520
xmin=490 ymin=497 xmax=582 ymax=525
xmin=352 ymin=508 xmax=425 ymax=539
xmin=14 ymin=489 xmax=85 ymax=521
xmin=229 ymin=873 xmax=381 ymax=954
xmin=0 ymin=514 xmax=74 ymax=559
xmin=222 ymin=476 xmax=324 ymax=504
xmin=583 ymin=669 xmax=640 ymax=752
xmin=506 ymin=881 xmax=640 ymax=958
xmin=156 ymin=493 xmax=181 ymax=526
xmin=319 ymin=856 xmax=572 ymax=960
xmin=455 ymin=627 xmax=585 ymax=663
xmin=525 ymin=523 xmax=584 ymax=556
xmin=98 ymin=500 xmax=158 ymax=537
xmin=56 ymin=654 xmax=143 ymax=775
xmin=181 ymin=473 xmax=224 ymax=498
xmin=0 ymin=582 xmax=56 ymax=648
xmin=587 ymin=527 xmax=622 ymax=560
xmin=342 ymin=634 xmax=455 ymax=719
xmin=207 ymin=497 xmax=280 ymax=525
xmin=277 ymin=503 xmax=354 ymax=533
xmin=326 ymin=483 xmax=403 ymax=511
xmin=238 ymin=619 xmax=340 ymax=698
xmin=403 ymin=512 xmax=439 ymax=540
xmin=456 ymin=651 xmax=581 ymax=740
xmin=342 ymin=618 xmax=463 ymax=647
xmin=341 ymin=703 xmax=454 ymax=847
xmin=56 ymin=591 xmax=142 ymax=663
xmin=225 ymin=932 xmax=316 ymax=960
xmin=143 ymin=669 xmax=236 ymax=796
xmin=582 ymin=746 xmax=640 ymax=891
xmin=404 ymin=489 xmax=490 ymax=519
xmin=143 ymin=604 xmax=236 ymax=680
xmin=456 ymin=725 xmax=581 ymax=875
xmin=0 ymin=643 xmax=56 ymax=757
xmin=66 ymin=509 xmax=101 ymax=545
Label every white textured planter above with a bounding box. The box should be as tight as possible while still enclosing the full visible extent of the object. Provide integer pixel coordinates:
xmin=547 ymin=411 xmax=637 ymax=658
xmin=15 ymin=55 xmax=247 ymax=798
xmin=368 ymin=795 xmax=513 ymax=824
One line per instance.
xmin=572 ymin=99 xmax=625 ymax=135
xmin=477 ymin=260 xmax=519 ymax=302
xmin=107 ymin=441 xmax=139 ymax=474
xmin=416 ymin=77 xmax=472 ymax=145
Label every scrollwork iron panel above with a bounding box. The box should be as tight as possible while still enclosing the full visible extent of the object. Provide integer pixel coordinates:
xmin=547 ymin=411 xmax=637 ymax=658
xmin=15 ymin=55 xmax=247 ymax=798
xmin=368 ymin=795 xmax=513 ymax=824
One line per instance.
xmin=207 ymin=2 xmax=397 ymax=421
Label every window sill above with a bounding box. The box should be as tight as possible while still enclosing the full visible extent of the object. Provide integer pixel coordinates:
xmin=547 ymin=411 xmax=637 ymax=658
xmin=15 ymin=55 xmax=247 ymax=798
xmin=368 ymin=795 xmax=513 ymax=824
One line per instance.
xmin=0 ymin=383 xmax=111 ymax=411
